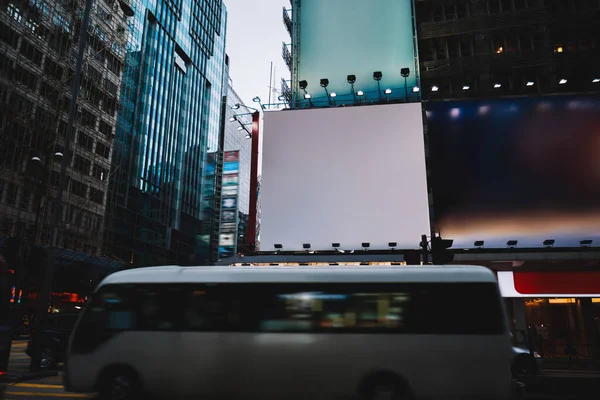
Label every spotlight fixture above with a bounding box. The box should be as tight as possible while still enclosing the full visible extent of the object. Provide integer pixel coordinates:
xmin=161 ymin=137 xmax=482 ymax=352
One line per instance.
xmin=431 ymin=86 xmax=439 ymax=92
xmin=229 ymin=116 xmax=237 ymax=122
xmin=304 ymin=93 xmax=312 ymax=99
xmin=244 ymin=133 xmax=252 ymax=139
xmin=299 ymin=80 xmax=308 ymax=90
xmin=373 ymin=71 xmax=383 ymax=81
xmin=278 ymin=95 xmax=285 ymax=101
xmin=274 ymin=244 xmax=283 ymax=250
xmin=31 ymin=156 xmax=41 ymax=162
xmin=253 ymin=96 xmax=261 ymax=103
xmin=330 ymin=92 xmax=337 ymax=98
xmin=507 ymin=240 xmax=518 ymax=248
xmin=412 ymin=86 xmax=420 ymax=93
xmin=462 ymin=85 xmax=470 ymax=90
xmin=384 ymin=88 xmax=392 ymax=95
xmin=303 ymin=243 xmax=311 ymax=251
xmin=232 ymin=103 xmax=241 ymax=110
xmin=388 ymin=242 xmax=397 ymax=250
xmin=593 ymin=78 xmax=600 ymax=83
xmin=362 ymin=242 xmax=370 ymax=251
xmin=543 ymin=239 xmax=555 ymax=248
xmin=320 ymin=78 xmax=330 ymax=103
xmin=332 ymin=242 xmax=340 ymax=249
xmin=474 ymin=240 xmax=484 ymax=248
xmin=237 ymin=126 xmax=244 ymax=131
xmin=559 ymin=79 xmax=567 ymax=84
xmin=347 ymin=75 xmax=356 ymax=84
xmin=400 ymin=68 xmax=410 ymax=78
xmin=357 ymin=90 xmax=364 ymax=96
xmin=494 ymin=83 xmax=502 ymax=89
xmin=580 ymin=239 xmax=593 ymax=247
xmin=526 ymin=81 xmax=535 ymax=87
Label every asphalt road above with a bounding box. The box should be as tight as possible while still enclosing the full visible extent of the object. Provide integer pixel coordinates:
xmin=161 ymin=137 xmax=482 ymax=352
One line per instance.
xmin=4 ymin=340 xmax=598 ymax=399
xmin=2 ymin=375 xmax=94 ymax=399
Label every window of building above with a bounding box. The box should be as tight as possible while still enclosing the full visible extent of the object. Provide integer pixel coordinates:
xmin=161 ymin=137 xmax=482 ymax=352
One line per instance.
xmin=19 ymin=40 xmax=43 ymax=66
xmin=520 ymin=35 xmax=533 ymax=51
xmin=444 ymin=5 xmax=456 ymax=20
xmin=78 ymin=132 xmax=94 ymax=152
xmin=80 ymin=108 xmax=97 ymax=128
xmin=73 ymin=155 xmax=91 ymax=175
xmin=40 ymin=82 xmax=59 ymax=103
xmin=95 ymin=142 xmax=110 ymax=159
xmin=98 ymin=120 xmax=113 ymax=138
xmin=15 ymin=65 xmax=38 ymax=91
xmin=501 ymin=0 xmax=512 ymax=12
xmin=456 ymin=2 xmax=468 ymax=17
xmin=43 ymin=58 xmax=63 ymax=81
xmin=92 ymin=164 xmax=107 ymax=181
xmin=514 ymin=0 xmax=526 ymax=9
xmin=90 ymin=189 xmax=104 ymax=205
xmin=448 ymin=38 xmax=460 ymax=59
xmin=6 ymin=183 xmax=17 ymax=206
xmin=19 ymin=189 xmax=30 ymax=210
xmin=70 ymin=180 xmax=87 ymax=198
xmin=489 ymin=0 xmax=500 ymax=13
xmin=460 ymin=38 xmax=472 ymax=57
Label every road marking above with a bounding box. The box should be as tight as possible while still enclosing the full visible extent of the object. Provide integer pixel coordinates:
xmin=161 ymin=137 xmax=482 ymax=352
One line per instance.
xmin=4 ymin=391 xmax=92 ymax=398
xmin=13 ymin=383 xmax=65 ymax=389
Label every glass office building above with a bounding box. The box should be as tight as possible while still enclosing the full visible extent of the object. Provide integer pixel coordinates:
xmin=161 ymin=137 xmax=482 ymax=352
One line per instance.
xmin=105 ymin=0 xmax=229 ymax=266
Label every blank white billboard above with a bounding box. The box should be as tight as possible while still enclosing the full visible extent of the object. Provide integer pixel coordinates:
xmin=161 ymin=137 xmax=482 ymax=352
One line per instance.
xmin=260 ymin=103 xmax=430 ymax=251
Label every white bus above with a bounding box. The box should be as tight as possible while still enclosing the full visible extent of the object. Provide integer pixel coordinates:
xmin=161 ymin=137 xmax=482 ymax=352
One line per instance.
xmin=64 ymin=265 xmax=513 ymax=400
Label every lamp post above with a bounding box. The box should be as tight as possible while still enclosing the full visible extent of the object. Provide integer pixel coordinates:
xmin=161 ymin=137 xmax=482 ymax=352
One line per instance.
xmin=401 ymin=68 xmax=410 ymax=102
xmin=29 ymin=0 xmax=94 ymax=372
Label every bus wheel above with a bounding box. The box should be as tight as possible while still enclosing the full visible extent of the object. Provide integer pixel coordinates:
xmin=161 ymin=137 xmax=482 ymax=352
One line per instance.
xmin=360 ymin=372 xmax=414 ymax=400
xmin=99 ymin=367 xmax=141 ymax=400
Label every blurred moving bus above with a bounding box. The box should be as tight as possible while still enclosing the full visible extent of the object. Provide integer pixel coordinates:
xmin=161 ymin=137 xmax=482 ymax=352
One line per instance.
xmin=64 ymin=265 xmax=513 ymax=400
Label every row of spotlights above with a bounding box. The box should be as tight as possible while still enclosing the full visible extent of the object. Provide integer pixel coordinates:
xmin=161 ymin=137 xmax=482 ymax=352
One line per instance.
xmin=275 ymin=242 xmax=399 ymax=250
xmin=473 ymin=239 xmax=594 ymax=248
xmin=303 ymin=87 xmax=419 ymax=99
xmin=428 ymin=78 xmax=600 ymax=92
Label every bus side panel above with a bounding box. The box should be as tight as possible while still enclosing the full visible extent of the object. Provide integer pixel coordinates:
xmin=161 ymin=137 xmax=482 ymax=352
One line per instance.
xmin=66 ymin=332 xmax=178 ymax=395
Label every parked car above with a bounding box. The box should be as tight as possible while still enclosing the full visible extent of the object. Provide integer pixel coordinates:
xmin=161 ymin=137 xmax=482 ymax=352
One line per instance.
xmin=512 ymin=346 xmax=543 ymax=376
xmin=26 ymin=313 xmax=79 ymax=369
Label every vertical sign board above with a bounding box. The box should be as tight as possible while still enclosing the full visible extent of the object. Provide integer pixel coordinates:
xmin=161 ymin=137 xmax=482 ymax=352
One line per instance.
xmin=219 ymin=151 xmax=240 ymax=258
xmin=196 ymin=152 xmax=217 ymax=262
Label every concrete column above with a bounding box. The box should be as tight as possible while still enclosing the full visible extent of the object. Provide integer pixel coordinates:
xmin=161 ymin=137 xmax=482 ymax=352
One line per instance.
xmin=579 ymin=298 xmax=599 ymax=358
xmin=512 ymin=298 xmax=528 ymax=348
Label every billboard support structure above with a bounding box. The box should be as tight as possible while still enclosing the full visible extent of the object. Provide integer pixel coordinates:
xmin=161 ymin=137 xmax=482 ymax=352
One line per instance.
xmin=247 ymin=111 xmax=261 ymax=252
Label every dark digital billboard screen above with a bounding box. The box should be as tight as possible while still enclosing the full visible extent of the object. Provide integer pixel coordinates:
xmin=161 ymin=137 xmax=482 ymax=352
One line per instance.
xmin=427 ymin=95 xmax=600 ymax=248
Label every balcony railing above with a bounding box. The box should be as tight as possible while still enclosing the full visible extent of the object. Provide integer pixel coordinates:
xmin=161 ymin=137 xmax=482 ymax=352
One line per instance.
xmin=282 ymin=42 xmax=292 ymax=72
xmin=282 ymin=7 xmax=292 ymax=37
xmin=418 ymin=6 xmax=551 ymax=39
xmin=420 ymin=47 xmax=563 ymax=79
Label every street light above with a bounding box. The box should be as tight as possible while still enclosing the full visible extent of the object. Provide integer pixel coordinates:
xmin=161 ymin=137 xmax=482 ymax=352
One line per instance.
xmin=401 ymin=67 xmax=410 ymax=101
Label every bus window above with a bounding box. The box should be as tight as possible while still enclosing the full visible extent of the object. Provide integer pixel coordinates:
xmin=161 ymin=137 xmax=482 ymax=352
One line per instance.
xmin=71 ymin=285 xmax=136 ymax=354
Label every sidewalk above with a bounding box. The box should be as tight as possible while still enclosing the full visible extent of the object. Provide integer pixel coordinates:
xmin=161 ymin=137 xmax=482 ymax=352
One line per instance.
xmin=0 ymin=339 xmax=58 ymax=384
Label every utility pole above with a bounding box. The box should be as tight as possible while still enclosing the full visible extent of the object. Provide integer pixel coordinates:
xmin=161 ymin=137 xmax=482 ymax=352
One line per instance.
xmin=29 ymin=0 xmax=94 ymax=372
xmin=420 ymin=234 xmax=429 ymax=265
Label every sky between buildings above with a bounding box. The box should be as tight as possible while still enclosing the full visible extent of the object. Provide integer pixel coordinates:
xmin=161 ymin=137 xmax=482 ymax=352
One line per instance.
xmin=224 ymin=0 xmax=290 ymax=106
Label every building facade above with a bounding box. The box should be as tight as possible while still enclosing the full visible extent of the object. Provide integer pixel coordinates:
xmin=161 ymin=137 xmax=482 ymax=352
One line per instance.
xmin=104 ymin=0 xmax=229 ymax=266
xmin=416 ymin=0 xmax=600 ymax=99
xmin=0 ymin=0 xmax=133 ymax=256
xmin=218 ymin=84 xmax=252 ymax=257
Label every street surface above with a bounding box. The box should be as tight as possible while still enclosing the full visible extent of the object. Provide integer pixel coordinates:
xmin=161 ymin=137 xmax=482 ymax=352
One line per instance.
xmin=2 ymin=375 xmax=93 ymax=399
xmin=3 ymin=340 xmax=598 ymax=399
